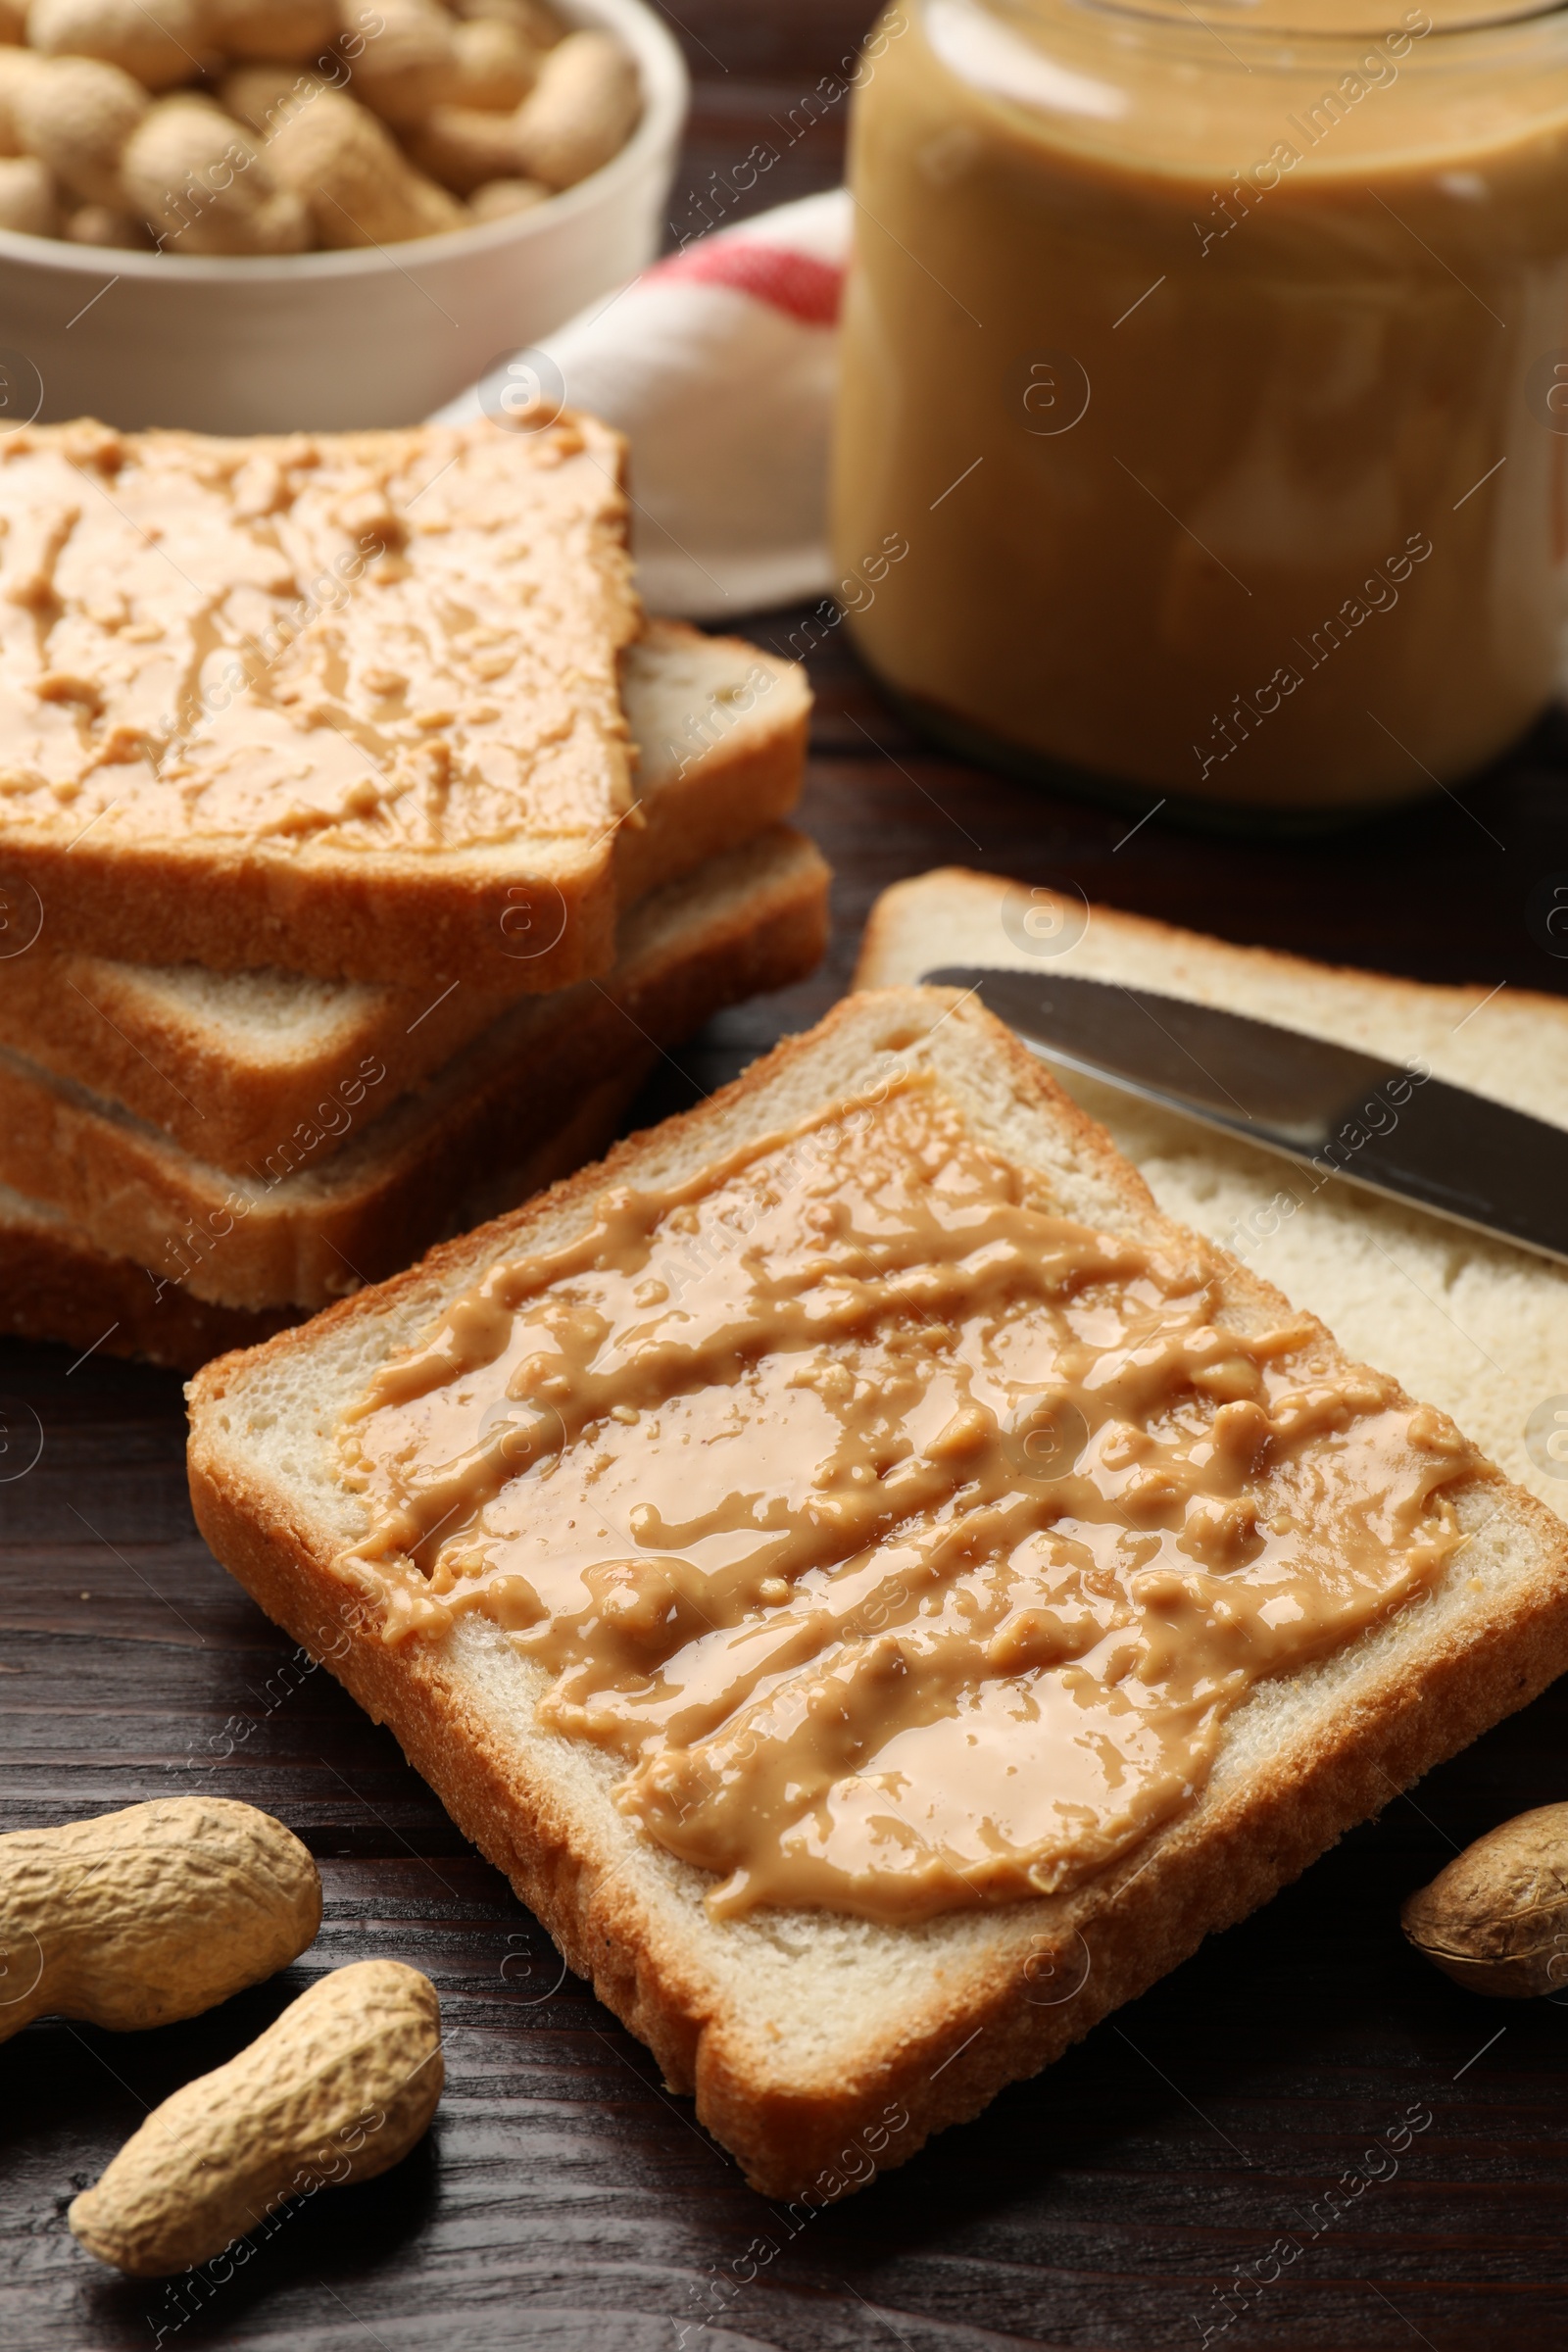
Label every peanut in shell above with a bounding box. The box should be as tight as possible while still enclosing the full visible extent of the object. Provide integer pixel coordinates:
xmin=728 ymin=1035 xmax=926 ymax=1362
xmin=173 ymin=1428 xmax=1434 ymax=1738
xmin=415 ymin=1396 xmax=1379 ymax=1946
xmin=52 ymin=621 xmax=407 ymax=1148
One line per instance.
xmin=10 ymin=51 xmax=146 ymax=203
xmin=511 ymin=28 xmax=639 ymax=191
xmin=1401 ymin=1801 xmax=1568 ymax=1997
xmin=26 ymin=0 xmax=206 ymax=93
xmin=69 ymin=1960 xmax=443 ymax=2275
xmin=263 ymin=83 xmax=466 ymax=244
xmin=0 ymin=1796 xmax=320 ymax=2040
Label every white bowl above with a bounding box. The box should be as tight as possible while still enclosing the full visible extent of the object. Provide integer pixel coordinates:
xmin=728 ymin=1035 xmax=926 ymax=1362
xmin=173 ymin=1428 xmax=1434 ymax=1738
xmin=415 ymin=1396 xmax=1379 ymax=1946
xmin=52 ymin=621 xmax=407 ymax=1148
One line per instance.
xmin=0 ymin=0 xmax=688 ymax=433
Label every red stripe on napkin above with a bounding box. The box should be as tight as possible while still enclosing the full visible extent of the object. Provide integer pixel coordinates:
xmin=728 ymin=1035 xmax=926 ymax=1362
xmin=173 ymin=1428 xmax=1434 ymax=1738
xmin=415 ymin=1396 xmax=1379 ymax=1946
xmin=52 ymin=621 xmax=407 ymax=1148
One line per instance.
xmin=648 ymin=241 xmax=844 ymax=326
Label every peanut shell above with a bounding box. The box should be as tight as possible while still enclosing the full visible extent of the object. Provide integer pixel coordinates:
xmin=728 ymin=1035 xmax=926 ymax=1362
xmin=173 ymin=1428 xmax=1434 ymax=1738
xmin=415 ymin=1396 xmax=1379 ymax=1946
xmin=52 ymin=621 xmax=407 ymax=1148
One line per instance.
xmin=0 ymin=42 xmax=47 ymax=155
xmin=1401 ymin=1802 xmax=1568 ymax=1997
xmin=63 ymin=194 xmax=142 ymax=239
xmin=122 ymin=92 xmax=311 ymax=251
xmin=453 ymin=0 xmax=563 ymax=44
xmin=0 ymin=149 xmax=55 ymax=229
xmin=350 ymin=0 xmax=460 ymax=126
xmin=510 ymin=27 xmax=639 ymax=192
xmin=11 ymin=53 xmax=147 ymax=204
xmin=467 ymin=172 xmax=545 ymax=220
xmin=69 ymin=1960 xmax=443 ymax=2276
xmin=448 ymin=15 xmax=536 ymax=110
xmin=407 ymin=97 xmax=520 ymax=194
xmin=0 ymin=1796 xmax=320 ymax=2040
xmin=206 ymin=0 xmax=338 ymax=63
xmin=264 ymin=81 xmax=465 ymax=243
xmin=26 ymin=0 xmax=206 ymax=91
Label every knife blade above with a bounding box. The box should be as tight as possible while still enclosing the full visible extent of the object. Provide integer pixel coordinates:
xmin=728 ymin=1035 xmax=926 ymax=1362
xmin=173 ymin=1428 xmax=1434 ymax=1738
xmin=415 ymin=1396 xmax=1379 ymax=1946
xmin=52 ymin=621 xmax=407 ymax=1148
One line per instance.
xmin=920 ymin=964 xmax=1568 ymax=1269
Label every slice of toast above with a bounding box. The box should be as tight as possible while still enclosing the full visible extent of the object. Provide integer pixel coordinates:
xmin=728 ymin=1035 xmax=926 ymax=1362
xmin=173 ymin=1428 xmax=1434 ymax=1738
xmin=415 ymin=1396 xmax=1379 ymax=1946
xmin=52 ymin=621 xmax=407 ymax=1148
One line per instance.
xmin=0 ymin=622 xmax=810 ymax=1174
xmin=0 ymin=828 xmax=828 ymax=1313
xmin=0 ymin=1181 xmax=295 ymax=1374
xmin=0 ymin=416 xmax=640 ymax=988
xmin=855 ymin=868 xmax=1568 ymax=1516
xmin=186 ymin=986 xmax=1568 ymax=2197
xmin=0 ymin=1071 xmax=641 ymax=1375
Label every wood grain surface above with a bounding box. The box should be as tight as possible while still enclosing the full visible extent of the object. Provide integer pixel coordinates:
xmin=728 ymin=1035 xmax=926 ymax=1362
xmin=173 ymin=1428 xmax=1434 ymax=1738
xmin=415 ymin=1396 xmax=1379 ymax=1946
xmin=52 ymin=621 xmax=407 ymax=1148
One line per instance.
xmin=6 ymin=6 xmax=1568 ymax=2345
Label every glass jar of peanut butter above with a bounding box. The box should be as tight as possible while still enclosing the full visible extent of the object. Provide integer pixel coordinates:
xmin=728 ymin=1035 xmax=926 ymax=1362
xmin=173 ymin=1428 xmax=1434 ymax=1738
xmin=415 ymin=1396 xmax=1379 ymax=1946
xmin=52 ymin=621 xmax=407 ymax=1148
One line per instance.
xmin=833 ymin=0 xmax=1568 ymax=825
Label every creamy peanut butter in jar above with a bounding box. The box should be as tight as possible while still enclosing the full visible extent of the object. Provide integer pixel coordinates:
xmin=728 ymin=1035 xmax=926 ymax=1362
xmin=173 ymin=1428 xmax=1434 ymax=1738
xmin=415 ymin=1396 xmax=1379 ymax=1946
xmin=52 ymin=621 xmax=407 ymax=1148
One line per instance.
xmin=833 ymin=0 xmax=1568 ymax=823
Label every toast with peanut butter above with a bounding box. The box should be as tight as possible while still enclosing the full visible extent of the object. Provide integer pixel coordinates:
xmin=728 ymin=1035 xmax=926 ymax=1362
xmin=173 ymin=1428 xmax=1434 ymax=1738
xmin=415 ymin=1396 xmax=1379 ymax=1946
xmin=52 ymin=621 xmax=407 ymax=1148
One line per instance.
xmin=186 ymin=986 xmax=1568 ymax=2196
xmin=0 ymin=621 xmax=811 ymax=1172
xmin=0 ymin=826 xmax=828 ymax=1314
xmin=0 ymin=416 xmax=642 ymax=988
xmin=856 ymin=867 xmax=1568 ymax=1518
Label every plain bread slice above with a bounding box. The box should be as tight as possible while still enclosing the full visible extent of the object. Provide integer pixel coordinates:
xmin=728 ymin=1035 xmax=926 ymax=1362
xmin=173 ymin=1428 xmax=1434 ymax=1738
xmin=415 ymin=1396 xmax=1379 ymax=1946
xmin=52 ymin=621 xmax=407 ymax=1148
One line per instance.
xmin=855 ymin=867 xmax=1568 ymax=1517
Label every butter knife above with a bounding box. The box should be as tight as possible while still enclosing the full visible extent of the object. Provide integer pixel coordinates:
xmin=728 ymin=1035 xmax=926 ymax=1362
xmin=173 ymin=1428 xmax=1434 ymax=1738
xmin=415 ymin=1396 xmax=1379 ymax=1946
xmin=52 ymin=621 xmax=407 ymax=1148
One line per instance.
xmin=920 ymin=964 xmax=1568 ymax=1269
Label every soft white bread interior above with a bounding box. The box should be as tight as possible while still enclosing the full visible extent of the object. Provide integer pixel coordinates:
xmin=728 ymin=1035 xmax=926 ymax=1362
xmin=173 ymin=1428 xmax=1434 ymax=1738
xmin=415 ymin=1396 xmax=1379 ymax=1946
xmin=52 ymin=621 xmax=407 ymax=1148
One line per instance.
xmin=0 ymin=621 xmax=810 ymax=1174
xmin=186 ymin=986 xmax=1568 ymax=2198
xmin=612 ymin=619 xmax=811 ymax=906
xmin=856 ymin=869 xmax=1568 ymax=1518
xmin=0 ymin=826 xmax=829 ymax=1313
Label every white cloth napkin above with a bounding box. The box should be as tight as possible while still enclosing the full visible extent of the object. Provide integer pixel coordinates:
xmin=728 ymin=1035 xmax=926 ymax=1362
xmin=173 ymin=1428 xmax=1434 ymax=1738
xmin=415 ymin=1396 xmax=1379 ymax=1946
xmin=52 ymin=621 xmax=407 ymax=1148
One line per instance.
xmin=434 ymin=188 xmax=850 ymax=619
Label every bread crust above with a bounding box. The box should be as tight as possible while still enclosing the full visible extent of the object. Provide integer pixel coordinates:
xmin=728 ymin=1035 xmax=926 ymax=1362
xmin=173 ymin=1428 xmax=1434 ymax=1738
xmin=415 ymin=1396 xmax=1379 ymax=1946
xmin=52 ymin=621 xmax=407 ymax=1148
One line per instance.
xmin=185 ymin=986 xmax=1568 ymax=2197
xmin=2 ymin=828 xmax=621 ymax=992
xmin=855 ymin=864 xmax=1568 ymax=1054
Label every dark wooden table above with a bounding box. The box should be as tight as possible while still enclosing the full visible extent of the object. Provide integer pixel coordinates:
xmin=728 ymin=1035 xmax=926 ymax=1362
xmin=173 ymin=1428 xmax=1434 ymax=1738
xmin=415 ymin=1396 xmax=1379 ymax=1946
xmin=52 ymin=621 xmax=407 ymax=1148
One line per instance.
xmin=7 ymin=7 xmax=1568 ymax=2346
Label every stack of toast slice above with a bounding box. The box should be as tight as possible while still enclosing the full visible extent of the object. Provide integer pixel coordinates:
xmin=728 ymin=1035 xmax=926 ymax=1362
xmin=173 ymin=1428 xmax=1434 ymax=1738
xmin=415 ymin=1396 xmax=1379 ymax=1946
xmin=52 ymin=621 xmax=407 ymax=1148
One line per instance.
xmin=0 ymin=419 xmax=828 ymax=1370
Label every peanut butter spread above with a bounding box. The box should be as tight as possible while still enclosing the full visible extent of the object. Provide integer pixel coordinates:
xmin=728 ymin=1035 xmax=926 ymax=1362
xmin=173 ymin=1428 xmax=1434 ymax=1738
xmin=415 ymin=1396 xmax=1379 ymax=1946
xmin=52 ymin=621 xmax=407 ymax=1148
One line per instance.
xmin=336 ymin=1075 xmax=1482 ymax=1924
xmin=0 ymin=418 xmax=636 ymax=856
